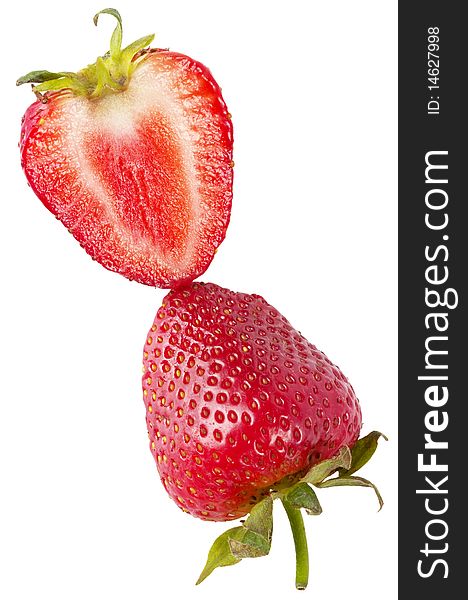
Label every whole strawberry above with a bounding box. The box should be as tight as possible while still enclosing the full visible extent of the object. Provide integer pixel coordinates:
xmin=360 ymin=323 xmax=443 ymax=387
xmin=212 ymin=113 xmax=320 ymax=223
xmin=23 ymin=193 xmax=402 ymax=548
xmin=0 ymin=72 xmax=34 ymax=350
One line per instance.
xmin=18 ymin=9 xmax=233 ymax=288
xmin=142 ymin=282 xmax=385 ymax=589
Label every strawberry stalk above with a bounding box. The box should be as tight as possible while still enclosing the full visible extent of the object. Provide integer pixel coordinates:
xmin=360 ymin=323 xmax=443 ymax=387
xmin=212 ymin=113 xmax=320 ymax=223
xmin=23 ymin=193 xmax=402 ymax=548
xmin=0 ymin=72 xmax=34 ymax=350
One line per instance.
xmin=16 ymin=8 xmax=155 ymax=98
xmin=281 ymin=499 xmax=309 ymax=590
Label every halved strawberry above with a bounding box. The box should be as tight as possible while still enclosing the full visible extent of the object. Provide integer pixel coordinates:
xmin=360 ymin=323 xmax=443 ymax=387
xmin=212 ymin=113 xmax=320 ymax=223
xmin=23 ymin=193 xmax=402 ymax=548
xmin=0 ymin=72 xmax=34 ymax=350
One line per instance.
xmin=18 ymin=9 xmax=233 ymax=287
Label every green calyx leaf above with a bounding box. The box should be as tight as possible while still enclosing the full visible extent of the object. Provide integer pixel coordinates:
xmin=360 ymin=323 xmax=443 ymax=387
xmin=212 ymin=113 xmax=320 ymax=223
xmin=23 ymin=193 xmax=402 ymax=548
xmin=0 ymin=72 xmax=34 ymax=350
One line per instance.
xmin=229 ymin=529 xmax=271 ymax=559
xmin=282 ymin=482 xmax=322 ymax=516
xmin=195 ymin=526 xmax=244 ymax=584
xmin=316 ymin=475 xmax=385 ymax=511
xmin=16 ymin=8 xmax=155 ymax=99
xmin=16 ymin=70 xmax=76 ymax=86
xmin=309 ymin=431 xmax=387 ymax=511
xmin=339 ymin=431 xmax=388 ymax=477
xmin=196 ymin=496 xmax=273 ymax=585
xmin=94 ymin=8 xmax=123 ymax=62
xmin=300 ymin=445 xmax=352 ymax=484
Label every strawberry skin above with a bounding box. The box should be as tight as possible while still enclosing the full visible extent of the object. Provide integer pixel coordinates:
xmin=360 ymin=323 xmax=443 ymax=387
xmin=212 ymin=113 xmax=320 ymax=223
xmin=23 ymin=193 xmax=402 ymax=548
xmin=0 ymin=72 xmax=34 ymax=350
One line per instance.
xmin=142 ymin=283 xmax=362 ymax=521
xmin=19 ymin=22 xmax=233 ymax=288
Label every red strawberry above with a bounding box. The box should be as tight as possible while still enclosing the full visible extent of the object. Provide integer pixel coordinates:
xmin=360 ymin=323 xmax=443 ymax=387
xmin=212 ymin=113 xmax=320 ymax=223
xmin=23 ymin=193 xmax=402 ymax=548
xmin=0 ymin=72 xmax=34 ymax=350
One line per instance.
xmin=142 ymin=282 xmax=385 ymax=588
xmin=18 ymin=9 xmax=233 ymax=288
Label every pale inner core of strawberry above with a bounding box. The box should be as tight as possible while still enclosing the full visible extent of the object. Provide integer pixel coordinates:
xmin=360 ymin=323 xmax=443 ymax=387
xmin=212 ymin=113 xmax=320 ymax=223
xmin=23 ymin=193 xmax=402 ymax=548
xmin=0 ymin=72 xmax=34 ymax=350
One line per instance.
xmin=85 ymin=110 xmax=191 ymax=261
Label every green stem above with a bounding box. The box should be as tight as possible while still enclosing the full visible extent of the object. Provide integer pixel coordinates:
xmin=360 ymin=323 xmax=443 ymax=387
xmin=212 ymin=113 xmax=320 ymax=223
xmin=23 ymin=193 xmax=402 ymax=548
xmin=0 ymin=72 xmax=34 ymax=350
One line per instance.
xmin=281 ymin=498 xmax=309 ymax=590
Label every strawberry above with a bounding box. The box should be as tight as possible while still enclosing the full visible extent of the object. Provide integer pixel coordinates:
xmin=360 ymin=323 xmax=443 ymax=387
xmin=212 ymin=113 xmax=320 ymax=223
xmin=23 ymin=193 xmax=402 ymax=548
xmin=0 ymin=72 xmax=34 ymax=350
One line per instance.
xmin=17 ymin=9 xmax=233 ymax=288
xmin=142 ymin=282 xmax=385 ymax=589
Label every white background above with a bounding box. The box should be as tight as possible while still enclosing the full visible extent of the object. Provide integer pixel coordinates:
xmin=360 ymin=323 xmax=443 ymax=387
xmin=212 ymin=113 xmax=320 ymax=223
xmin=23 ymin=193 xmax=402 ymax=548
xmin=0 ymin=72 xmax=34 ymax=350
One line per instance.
xmin=1 ymin=1 xmax=397 ymax=598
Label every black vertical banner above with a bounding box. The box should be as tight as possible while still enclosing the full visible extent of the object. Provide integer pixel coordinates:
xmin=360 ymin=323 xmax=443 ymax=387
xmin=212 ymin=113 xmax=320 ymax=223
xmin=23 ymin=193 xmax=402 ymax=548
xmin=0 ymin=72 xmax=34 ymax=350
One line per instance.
xmin=399 ymin=2 xmax=466 ymax=596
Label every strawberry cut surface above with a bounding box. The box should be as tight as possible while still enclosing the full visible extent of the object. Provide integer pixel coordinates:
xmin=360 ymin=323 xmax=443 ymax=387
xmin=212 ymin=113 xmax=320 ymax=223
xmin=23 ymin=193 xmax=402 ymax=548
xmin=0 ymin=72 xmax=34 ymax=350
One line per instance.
xmin=20 ymin=50 xmax=233 ymax=287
